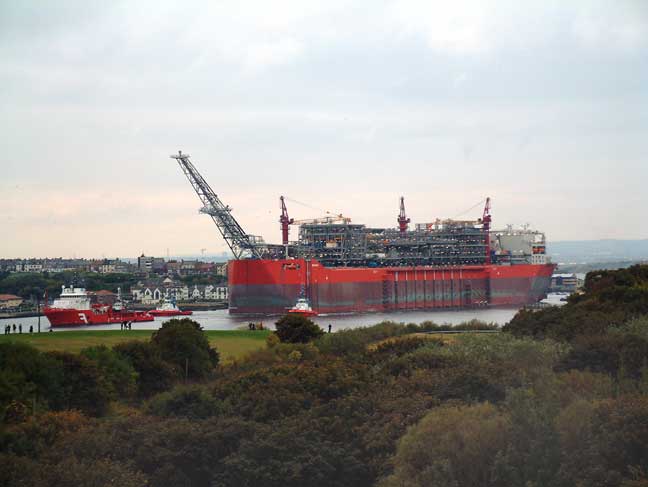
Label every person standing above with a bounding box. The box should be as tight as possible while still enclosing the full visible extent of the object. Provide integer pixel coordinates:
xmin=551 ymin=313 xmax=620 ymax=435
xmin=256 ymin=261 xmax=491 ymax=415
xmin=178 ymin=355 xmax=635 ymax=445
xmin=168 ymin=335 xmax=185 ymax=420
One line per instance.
xmin=328 ymin=324 xmax=332 ymax=333
xmin=19 ymin=324 xmax=22 ymax=334
xmin=12 ymin=324 xmax=16 ymax=333
xmin=29 ymin=325 xmax=33 ymax=333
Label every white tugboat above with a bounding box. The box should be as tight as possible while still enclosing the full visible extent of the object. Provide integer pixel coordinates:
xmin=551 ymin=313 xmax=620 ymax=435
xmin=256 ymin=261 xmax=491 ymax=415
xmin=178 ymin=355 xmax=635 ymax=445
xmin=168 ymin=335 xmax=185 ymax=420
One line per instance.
xmin=148 ymin=298 xmax=193 ymax=317
xmin=288 ymin=297 xmax=318 ymax=317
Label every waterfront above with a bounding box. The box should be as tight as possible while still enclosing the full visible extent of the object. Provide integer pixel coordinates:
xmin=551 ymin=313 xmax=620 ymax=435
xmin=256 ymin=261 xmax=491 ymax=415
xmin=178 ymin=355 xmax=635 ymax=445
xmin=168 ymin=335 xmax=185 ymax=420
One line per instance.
xmin=2 ymin=306 xmax=521 ymax=332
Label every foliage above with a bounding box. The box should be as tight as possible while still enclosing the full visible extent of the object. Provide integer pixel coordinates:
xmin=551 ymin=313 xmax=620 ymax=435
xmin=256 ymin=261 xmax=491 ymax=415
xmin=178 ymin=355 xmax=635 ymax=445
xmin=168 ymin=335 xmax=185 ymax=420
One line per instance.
xmin=274 ymin=314 xmax=324 ymax=343
xmin=151 ymin=318 xmax=219 ymax=380
xmin=147 ymin=386 xmax=220 ymax=419
xmin=3 ymin=293 xmax=648 ymax=487
xmin=381 ymin=403 xmax=511 ymax=487
xmin=44 ymin=351 xmax=111 ymax=416
xmin=556 ymin=333 xmax=648 ymax=380
xmin=113 ymin=340 xmax=176 ymax=398
xmin=0 ymin=342 xmax=62 ymax=420
xmin=80 ymin=345 xmax=137 ymax=399
xmin=505 ymin=264 xmax=648 ymax=341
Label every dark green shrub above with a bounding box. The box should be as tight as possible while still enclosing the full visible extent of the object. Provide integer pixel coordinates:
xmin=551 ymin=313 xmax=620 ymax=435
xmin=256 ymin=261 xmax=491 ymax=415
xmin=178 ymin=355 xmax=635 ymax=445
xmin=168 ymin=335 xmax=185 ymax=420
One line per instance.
xmin=81 ymin=345 xmax=137 ymax=399
xmin=151 ymin=318 xmax=219 ymax=380
xmin=147 ymin=386 xmax=220 ymax=419
xmin=44 ymin=351 xmax=111 ymax=416
xmin=274 ymin=314 xmax=324 ymax=343
xmin=114 ymin=341 xmax=175 ymax=398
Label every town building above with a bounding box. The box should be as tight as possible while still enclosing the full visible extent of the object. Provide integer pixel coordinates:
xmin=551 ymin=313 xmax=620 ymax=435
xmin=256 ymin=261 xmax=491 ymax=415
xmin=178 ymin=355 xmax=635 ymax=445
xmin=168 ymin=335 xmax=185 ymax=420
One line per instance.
xmin=550 ymin=273 xmax=581 ymax=293
xmin=0 ymin=294 xmax=24 ymax=310
xmin=130 ymin=278 xmax=227 ymax=304
xmin=137 ymin=255 xmax=166 ymax=274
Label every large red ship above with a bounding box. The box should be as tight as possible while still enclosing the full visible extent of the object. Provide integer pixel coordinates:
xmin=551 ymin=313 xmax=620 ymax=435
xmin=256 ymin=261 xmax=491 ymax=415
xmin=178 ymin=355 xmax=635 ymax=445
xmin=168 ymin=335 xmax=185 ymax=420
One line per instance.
xmin=172 ymin=152 xmax=555 ymax=316
xmin=228 ymin=260 xmax=553 ymax=315
xmin=44 ymin=286 xmax=154 ymax=327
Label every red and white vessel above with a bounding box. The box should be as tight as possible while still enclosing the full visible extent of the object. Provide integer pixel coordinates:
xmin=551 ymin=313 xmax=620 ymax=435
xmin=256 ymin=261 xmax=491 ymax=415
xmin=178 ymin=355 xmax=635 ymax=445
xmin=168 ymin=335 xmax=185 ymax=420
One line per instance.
xmin=148 ymin=298 xmax=193 ymax=317
xmin=44 ymin=286 xmax=154 ymax=327
xmin=287 ymin=297 xmax=318 ymax=317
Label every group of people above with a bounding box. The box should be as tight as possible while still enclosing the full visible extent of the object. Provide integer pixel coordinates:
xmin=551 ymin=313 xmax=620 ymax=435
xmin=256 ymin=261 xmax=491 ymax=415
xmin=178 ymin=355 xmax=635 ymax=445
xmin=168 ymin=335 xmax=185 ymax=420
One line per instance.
xmin=247 ymin=322 xmax=264 ymax=330
xmin=4 ymin=323 xmax=33 ymax=334
xmin=120 ymin=321 xmax=133 ymax=330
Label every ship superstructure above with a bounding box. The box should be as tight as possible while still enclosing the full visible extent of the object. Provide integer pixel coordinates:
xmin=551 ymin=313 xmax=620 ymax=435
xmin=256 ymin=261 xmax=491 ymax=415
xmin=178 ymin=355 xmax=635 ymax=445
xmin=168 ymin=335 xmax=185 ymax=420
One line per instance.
xmin=172 ymin=152 xmax=555 ymax=315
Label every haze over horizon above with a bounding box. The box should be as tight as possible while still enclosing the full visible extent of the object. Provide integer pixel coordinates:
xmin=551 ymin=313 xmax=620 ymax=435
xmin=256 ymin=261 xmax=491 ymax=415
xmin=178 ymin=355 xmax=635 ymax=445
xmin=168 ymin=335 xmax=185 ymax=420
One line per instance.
xmin=2 ymin=0 xmax=647 ymax=258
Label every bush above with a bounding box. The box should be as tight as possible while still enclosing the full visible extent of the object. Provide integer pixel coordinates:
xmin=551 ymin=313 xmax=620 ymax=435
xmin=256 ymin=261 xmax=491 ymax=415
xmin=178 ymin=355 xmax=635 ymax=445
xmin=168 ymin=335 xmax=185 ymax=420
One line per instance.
xmin=80 ymin=345 xmax=137 ymax=399
xmin=274 ymin=314 xmax=324 ymax=343
xmin=151 ymin=318 xmax=219 ymax=380
xmin=44 ymin=352 xmax=111 ymax=416
xmin=0 ymin=342 xmax=63 ymax=419
xmin=382 ymin=403 xmax=511 ymax=487
xmin=147 ymin=386 xmax=220 ymax=419
xmin=114 ymin=341 xmax=176 ymax=398
xmin=556 ymin=334 xmax=648 ymax=381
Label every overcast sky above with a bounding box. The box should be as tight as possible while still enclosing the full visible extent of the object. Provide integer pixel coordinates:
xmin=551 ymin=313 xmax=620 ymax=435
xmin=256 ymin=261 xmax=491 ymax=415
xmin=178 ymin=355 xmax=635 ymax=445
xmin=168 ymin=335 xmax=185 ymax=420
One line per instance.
xmin=1 ymin=0 xmax=647 ymax=258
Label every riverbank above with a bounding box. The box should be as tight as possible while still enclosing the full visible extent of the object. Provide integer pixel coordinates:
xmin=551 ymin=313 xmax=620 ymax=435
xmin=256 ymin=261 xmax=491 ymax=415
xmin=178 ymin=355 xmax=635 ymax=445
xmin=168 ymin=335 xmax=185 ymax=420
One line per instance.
xmin=0 ymin=310 xmax=40 ymax=320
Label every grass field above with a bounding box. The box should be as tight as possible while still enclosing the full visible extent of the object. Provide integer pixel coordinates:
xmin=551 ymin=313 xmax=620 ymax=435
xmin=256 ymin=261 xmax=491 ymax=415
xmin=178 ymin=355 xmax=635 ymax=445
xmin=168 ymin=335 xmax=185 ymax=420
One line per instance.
xmin=0 ymin=329 xmax=271 ymax=362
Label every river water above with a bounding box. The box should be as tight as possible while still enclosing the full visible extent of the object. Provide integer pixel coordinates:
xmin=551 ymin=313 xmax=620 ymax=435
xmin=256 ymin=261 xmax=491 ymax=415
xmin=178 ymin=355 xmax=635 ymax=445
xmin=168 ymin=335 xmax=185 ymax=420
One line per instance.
xmin=1 ymin=306 xmax=521 ymax=333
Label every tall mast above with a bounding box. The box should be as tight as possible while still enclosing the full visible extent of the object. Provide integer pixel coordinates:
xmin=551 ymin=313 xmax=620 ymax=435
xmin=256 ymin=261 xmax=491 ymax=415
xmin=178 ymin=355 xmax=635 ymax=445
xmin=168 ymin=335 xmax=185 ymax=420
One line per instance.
xmin=397 ymin=196 xmax=410 ymax=234
xmin=482 ymin=197 xmax=492 ymax=264
xmin=279 ymin=196 xmax=293 ymax=245
xmin=171 ymin=151 xmax=262 ymax=259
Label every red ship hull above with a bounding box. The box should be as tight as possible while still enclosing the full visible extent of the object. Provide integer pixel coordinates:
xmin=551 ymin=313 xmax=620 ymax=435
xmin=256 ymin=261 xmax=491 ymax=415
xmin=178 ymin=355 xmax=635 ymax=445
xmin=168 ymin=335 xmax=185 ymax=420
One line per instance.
xmin=228 ymin=259 xmax=555 ymax=315
xmin=288 ymin=309 xmax=319 ymax=317
xmin=148 ymin=310 xmax=193 ymax=317
xmin=44 ymin=308 xmax=154 ymax=327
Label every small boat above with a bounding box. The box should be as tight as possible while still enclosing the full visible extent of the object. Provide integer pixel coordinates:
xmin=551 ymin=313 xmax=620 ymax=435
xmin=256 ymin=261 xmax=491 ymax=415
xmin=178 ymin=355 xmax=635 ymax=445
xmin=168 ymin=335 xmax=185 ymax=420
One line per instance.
xmin=148 ymin=298 xmax=193 ymax=317
xmin=288 ymin=297 xmax=318 ymax=317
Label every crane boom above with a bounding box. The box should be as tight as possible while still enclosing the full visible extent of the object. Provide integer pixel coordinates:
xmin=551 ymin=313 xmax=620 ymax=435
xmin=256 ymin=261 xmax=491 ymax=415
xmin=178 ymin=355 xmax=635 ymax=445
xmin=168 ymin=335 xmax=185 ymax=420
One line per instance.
xmin=171 ymin=151 xmax=262 ymax=259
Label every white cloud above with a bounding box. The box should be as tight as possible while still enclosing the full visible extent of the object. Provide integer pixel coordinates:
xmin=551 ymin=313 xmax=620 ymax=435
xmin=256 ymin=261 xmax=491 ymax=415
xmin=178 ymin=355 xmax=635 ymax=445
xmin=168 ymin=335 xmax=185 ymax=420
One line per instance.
xmin=572 ymin=1 xmax=648 ymax=50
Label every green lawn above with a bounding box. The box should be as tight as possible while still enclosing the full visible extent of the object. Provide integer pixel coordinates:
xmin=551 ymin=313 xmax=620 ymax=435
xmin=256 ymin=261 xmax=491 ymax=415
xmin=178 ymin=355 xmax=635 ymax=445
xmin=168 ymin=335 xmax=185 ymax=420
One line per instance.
xmin=0 ymin=329 xmax=271 ymax=363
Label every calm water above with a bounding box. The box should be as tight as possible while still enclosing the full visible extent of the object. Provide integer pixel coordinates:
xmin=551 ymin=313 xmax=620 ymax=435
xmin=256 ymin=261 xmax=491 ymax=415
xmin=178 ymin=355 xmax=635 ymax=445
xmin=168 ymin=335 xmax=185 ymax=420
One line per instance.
xmin=1 ymin=307 xmax=521 ymax=333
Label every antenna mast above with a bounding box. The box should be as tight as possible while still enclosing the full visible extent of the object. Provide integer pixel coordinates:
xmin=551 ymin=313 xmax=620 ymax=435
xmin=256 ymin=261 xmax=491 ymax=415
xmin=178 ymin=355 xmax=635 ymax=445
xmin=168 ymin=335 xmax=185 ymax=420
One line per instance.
xmin=397 ymin=196 xmax=410 ymax=233
xmin=171 ymin=151 xmax=262 ymax=259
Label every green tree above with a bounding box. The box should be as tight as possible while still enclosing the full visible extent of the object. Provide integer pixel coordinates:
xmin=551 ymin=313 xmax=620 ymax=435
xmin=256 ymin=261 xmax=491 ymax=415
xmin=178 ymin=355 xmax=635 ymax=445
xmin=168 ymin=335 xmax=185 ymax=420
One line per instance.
xmin=382 ymin=403 xmax=511 ymax=487
xmin=45 ymin=351 xmax=111 ymax=416
xmin=80 ymin=345 xmax=138 ymax=399
xmin=151 ymin=318 xmax=219 ymax=380
xmin=113 ymin=341 xmax=175 ymax=397
xmin=0 ymin=342 xmax=62 ymax=419
xmin=147 ymin=385 xmax=220 ymax=419
xmin=274 ymin=314 xmax=323 ymax=344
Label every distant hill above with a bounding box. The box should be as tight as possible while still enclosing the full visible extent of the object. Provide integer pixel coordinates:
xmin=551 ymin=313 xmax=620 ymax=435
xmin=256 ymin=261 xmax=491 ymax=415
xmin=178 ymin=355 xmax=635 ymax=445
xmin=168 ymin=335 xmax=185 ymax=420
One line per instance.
xmin=548 ymin=239 xmax=648 ymax=264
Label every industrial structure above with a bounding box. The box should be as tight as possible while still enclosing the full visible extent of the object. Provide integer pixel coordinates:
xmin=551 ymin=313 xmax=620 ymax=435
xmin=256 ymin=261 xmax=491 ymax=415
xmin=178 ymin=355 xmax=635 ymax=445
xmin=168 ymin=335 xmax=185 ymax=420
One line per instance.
xmin=173 ymin=152 xmax=555 ymax=315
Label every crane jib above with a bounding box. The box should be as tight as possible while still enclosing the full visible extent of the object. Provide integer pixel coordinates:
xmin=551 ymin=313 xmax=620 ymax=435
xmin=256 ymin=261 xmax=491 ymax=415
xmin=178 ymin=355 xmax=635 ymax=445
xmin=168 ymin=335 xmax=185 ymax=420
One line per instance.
xmin=171 ymin=151 xmax=262 ymax=260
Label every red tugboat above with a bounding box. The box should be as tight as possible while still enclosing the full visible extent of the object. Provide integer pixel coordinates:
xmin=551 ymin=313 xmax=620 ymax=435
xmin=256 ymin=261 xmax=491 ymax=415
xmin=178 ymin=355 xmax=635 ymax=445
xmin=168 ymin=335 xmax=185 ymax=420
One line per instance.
xmin=44 ymin=286 xmax=154 ymax=327
xmin=287 ymin=297 xmax=318 ymax=317
xmin=148 ymin=298 xmax=193 ymax=317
